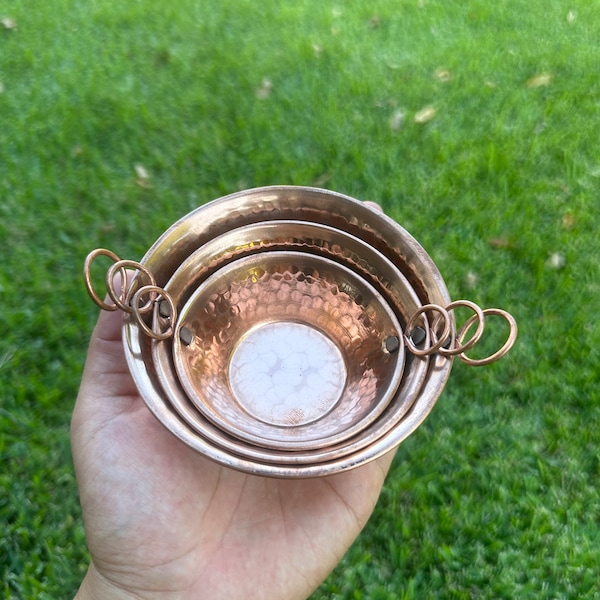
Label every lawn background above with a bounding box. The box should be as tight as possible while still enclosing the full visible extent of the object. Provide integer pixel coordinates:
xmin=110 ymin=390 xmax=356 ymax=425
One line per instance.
xmin=1 ymin=0 xmax=599 ymax=598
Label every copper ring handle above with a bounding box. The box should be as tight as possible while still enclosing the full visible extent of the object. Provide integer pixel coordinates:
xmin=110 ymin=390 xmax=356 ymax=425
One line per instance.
xmin=132 ymin=285 xmax=177 ymax=341
xmin=84 ymin=248 xmax=124 ymax=311
xmin=439 ymin=300 xmax=485 ymax=357
xmin=85 ymin=248 xmax=517 ymax=365
xmin=458 ymin=308 xmax=518 ymax=366
xmin=404 ymin=304 xmax=451 ymax=356
xmin=106 ymin=260 xmax=156 ymax=314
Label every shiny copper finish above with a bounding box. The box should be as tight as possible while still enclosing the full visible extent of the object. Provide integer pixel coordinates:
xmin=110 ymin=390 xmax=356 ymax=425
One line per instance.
xmin=83 ymin=185 xmax=518 ymax=477
xmin=131 ymin=285 xmax=177 ymax=341
xmin=138 ymin=187 xmax=451 ymax=307
xmin=404 ymin=304 xmax=451 ymax=357
xmin=107 ymin=260 xmax=156 ymax=315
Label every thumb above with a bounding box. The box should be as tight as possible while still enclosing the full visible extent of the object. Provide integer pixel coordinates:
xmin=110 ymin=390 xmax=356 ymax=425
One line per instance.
xmin=74 ymin=308 xmax=140 ymax=422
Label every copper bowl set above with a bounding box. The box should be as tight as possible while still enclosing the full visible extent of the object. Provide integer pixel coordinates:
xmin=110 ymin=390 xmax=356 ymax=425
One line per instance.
xmin=85 ymin=186 xmax=516 ymax=477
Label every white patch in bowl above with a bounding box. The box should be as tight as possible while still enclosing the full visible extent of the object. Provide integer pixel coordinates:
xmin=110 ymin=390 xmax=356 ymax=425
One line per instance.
xmin=229 ymin=322 xmax=346 ymax=426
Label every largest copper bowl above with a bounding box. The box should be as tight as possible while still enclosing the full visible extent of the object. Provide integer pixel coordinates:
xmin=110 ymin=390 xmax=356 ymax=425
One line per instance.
xmin=123 ymin=186 xmax=454 ymax=477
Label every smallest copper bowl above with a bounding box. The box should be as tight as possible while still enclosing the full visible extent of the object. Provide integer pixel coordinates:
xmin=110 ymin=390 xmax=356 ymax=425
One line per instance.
xmin=171 ymin=251 xmax=405 ymax=451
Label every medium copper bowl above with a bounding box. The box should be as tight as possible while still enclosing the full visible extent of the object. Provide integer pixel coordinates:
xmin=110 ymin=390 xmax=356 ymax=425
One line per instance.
xmin=148 ymin=220 xmax=431 ymax=462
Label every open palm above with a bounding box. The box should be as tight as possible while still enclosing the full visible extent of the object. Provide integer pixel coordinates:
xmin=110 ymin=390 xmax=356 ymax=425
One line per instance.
xmin=72 ymin=307 xmax=396 ymax=600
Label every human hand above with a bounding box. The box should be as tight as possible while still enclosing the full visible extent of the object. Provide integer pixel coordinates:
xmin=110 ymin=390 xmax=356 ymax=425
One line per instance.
xmin=71 ymin=202 xmax=396 ymax=600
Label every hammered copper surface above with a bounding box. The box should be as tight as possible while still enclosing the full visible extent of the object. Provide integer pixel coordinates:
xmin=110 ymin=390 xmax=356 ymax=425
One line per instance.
xmin=172 ymin=251 xmax=404 ymax=450
xmin=138 ymin=187 xmax=447 ymax=308
xmin=134 ymin=186 xmax=454 ymax=396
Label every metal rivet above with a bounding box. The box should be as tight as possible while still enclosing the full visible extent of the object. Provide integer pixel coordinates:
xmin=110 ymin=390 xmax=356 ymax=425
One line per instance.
xmin=385 ymin=335 xmax=400 ymax=353
xmin=409 ymin=326 xmax=426 ymax=347
xmin=179 ymin=327 xmax=194 ymax=346
xmin=159 ymin=300 xmax=171 ymax=318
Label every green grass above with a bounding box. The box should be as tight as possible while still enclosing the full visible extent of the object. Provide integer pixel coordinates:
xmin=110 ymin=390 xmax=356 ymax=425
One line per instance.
xmin=1 ymin=0 xmax=599 ymax=597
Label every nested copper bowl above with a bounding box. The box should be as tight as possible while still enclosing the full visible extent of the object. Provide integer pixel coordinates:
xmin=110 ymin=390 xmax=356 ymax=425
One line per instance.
xmin=173 ymin=251 xmax=405 ymax=450
xmin=149 ymin=219 xmax=432 ymax=465
xmin=117 ymin=186 xmax=456 ymax=477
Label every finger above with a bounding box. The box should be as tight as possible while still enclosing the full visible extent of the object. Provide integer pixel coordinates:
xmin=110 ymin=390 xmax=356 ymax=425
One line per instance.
xmin=86 ymin=309 xmax=128 ymax=374
xmin=363 ymin=200 xmax=383 ymax=213
xmin=374 ymin=447 xmax=397 ymax=477
xmin=79 ymin=310 xmax=139 ymax=401
xmin=92 ymin=305 xmax=123 ymax=343
xmin=84 ymin=270 xmax=131 ymax=374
